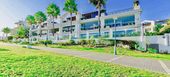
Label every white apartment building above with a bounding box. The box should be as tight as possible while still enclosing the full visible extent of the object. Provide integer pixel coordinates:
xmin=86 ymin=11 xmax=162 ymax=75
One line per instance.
xmin=142 ymin=20 xmax=155 ymax=32
xmin=29 ymin=0 xmax=142 ymax=43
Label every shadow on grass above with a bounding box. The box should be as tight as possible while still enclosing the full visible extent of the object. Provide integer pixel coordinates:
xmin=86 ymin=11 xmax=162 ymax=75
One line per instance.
xmin=0 ymin=48 xmax=10 ymax=51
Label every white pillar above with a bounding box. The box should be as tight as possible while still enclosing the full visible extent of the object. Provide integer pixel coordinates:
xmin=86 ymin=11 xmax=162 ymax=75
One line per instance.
xmin=109 ymin=29 xmax=113 ymax=39
xmin=86 ymin=31 xmax=89 ymax=40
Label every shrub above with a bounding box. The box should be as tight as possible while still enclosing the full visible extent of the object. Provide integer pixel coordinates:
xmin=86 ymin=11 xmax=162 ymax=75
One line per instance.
xmin=145 ymin=32 xmax=158 ymax=36
xmin=78 ymin=40 xmax=87 ymax=46
xmin=40 ymin=40 xmax=52 ymax=44
xmin=86 ymin=37 xmax=96 ymax=48
xmin=21 ymin=41 xmax=29 ymax=45
xmin=160 ymin=25 xmax=170 ymax=34
xmin=68 ymin=40 xmax=76 ymax=45
xmin=147 ymin=48 xmax=158 ymax=53
xmin=117 ymin=40 xmax=138 ymax=50
xmin=7 ymin=36 xmax=13 ymax=41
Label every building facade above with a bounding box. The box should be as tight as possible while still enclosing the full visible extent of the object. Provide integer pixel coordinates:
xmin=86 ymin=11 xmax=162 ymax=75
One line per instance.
xmin=29 ymin=0 xmax=142 ymax=43
xmin=142 ymin=20 xmax=155 ymax=32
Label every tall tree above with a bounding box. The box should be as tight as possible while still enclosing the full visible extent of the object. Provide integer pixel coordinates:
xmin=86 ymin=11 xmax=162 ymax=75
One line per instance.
xmin=26 ymin=15 xmax=36 ymax=26
xmin=89 ymin=0 xmax=107 ymax=37
xmin=46 ymin=3 xmax=60 ymax=36
xmin=63 ymin=0 xmax=78 ymax=39
xmin=34 ymin=11 xmax=47 ymax=24
xmin=34 ymin=11 xmax=47 ymax=39
xmin=2 ymin=27 xmax=11 ymax=38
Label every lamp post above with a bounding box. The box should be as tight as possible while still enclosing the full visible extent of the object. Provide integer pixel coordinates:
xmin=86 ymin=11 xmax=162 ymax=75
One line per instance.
xmin=113 ymin=18 xmax=117 ymax=55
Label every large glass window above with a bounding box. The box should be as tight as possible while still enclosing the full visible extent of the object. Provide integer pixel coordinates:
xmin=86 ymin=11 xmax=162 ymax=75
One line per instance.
xmin=62 ymin=25 xmax=75 ymax=32
xmin=105 ymin=15 xmax=135 ymax=28
xmin=102 ymin=32 xmax=109 ymax=38
xmin=113 ymin=31 xmax=126 ymax=37
xmin=89 ymin=33 xmax=99 ymax=38
xmin=112 ymin=30 xmax=134 ymax=37
xmin=81 ymin=21 xmax=99 ymax=30
xmin=80 ymin=34 xmax=86 ymax=39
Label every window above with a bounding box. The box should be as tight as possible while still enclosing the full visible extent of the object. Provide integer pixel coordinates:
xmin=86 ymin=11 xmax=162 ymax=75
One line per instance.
xmin=89 ymin=33 xmax=99 ymax=38
xmin=113 ymin=31 xmax=126 ymax=37
xmin=102 ymin=32 xmax=109 ymax=38
xmin=80 ymin=34 xmax=86 ymax=39
xmin=105 ymin=15 xmax=135 ymax=28
xmin=63 ymin=25 xmax=75 ymax=32
xmin=81 ymin=21 xmax=98 ymax=30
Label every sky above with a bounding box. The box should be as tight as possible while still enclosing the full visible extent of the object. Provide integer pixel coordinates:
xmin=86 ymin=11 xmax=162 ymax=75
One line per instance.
xmin=0 ymin=0 xmax=170 ymax=36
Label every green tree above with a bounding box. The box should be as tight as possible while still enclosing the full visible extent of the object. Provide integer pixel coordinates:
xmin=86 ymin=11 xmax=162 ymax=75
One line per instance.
xmin=16 ymin=26 xmax=26 ymax=38
xmin=34 ymin=11 xmax=47 ymax=24
xmin=46 ymin=3 xmax=60 ymax=36
xmin=2 ymin=27 xmax=11 ymax=38
xmin=34 ymin=11 xmax=47 ymax=39
xmin=154 ymin=24 xmax=163 ymax=32
xmin=167 ymin=19 xmax=170 ymax=25
xmin=63 ymin=0 xmax=78 ymax=39
xmin=26 ymin=15 xmax=36 ymax=26
xmin=89 ymin=0 xmax=107 ymax=37
xmin=160 ymin=19 xmax=170 ymax=34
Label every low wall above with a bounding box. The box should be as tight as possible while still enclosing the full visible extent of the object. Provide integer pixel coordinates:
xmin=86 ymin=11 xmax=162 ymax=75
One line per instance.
xmin=117 ymin=34 xmax=170 ymax=53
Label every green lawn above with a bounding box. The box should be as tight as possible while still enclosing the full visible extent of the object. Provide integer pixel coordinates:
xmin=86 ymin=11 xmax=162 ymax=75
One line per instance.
xmin=45 ymin=45 xmax=170 ymax=61
xmin=0 ymin=45 xmax=168 ymax=77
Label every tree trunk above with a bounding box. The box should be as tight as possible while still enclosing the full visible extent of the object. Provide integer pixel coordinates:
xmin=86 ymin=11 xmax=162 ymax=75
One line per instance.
xmin=52 ymin=16 xmax=55 ymax=36
xmin=70 ymin=13 xmax=73 ymax=40
xmin=98 ymin=8 xmax=101 ymax=37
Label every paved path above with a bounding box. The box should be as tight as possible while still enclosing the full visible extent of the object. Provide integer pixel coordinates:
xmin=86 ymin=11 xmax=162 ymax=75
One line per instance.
xmin=1 ymin=43 xmax=170 ymax=74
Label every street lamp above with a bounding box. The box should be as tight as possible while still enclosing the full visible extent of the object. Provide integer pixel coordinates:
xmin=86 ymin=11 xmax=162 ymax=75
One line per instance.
xmin=113 ymin=18 xmax=117 ymax=55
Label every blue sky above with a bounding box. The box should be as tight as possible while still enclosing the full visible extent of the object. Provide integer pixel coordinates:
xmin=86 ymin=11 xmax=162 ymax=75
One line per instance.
xmin=0 ymin=0 xmax=170 ymax=36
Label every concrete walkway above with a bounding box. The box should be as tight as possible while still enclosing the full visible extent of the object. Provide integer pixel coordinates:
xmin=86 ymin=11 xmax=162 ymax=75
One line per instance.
xmin=1 ymin=43 xmax=170 ymax=74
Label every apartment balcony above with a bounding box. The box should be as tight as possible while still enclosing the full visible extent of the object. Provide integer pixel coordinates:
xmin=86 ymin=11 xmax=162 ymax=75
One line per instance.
xmin=104 ymin=21 xmax=135 ymax=28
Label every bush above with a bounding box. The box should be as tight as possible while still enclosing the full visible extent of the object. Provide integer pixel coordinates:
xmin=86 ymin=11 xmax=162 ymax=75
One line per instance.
xmin=68 ymin=40 xmax=76 ymax=45
xmin=86 ymin=37 xmax=96 ymax=48
xmin=78 ymin=40 xmax=87 ymax=46
xmin=40 ymin=40 xmax=52 ymax=44
xmin=145 ymin=32 xmax=158 ymax=36
xmin=160 ymin=25 xmax=170 ymax=34
xmin=7 ymin=36 xmax=13 ymax=41
xmin=147 ymin=48 xmax=158 ymax=53
xmin=117 ymin=40 xmax=138 ymax=50
xmin=21 ymin=41 xmax=29 ymax=45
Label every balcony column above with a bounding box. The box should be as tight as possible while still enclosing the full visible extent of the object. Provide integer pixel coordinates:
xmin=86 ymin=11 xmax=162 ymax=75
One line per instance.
xmin=75 ymin=12 xmax=81 ymax=39
xmin=109 ymin=29 xmax=113 ymax=39
xmin=100 ymin=13 xmax=105 ymax=29
xmin=58 ymin=16 xmax=63 ymax=40
xmin=86 ymin=31 xmax=89 ymax=40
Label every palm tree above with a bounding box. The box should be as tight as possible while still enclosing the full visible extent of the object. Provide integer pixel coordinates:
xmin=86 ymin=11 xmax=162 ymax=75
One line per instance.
xmin=89 ymin=0 xmax=107 ymax=37
xmin=26 ymin=15 xmax=35 ymax=40
xmin=34 ymin=11 xmax=47 ymax=24
xmin=46 ymin=3 xmax=60 ymax=36
xmin=63 ymin=0 xmax=78 ymax=40
xmin=2 ymin=27 xmax=11 ymax=38
xmin=34 ymin=11 xmax=47 ymax=39
xmin=26 ymin=15 xmax=36 ymax=26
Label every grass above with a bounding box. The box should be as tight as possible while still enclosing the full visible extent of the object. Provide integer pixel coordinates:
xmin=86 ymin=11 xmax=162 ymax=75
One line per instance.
xmin=0 ymin=45 xmax=168 ymax=77
xmin=43 ymin=45 xmax=170 ymax=61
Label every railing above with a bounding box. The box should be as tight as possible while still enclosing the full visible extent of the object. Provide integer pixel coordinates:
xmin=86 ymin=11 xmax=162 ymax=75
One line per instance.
xmin=107 ymin=8 xmax=133 ymax=15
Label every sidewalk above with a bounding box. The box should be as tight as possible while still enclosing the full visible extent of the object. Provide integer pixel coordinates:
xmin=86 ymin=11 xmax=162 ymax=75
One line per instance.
xmin=1 ymin=43 xmax=170 ymax=74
